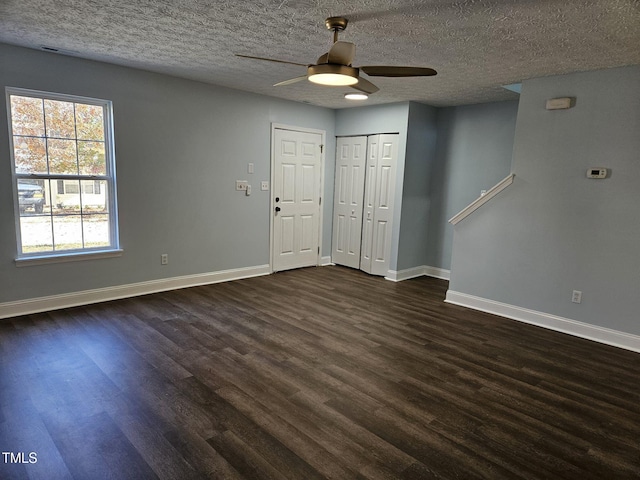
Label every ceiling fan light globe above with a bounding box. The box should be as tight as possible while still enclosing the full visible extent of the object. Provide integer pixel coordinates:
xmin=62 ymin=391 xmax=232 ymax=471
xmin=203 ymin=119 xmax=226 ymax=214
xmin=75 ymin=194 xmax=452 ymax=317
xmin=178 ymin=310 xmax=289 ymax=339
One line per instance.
xmin=308 ymin=64 xmax=358 ymax=86
xmin=309 ymin=73 xmax=358 ymax=86
xmin=345 ymin=93 xmax=368 ymax=100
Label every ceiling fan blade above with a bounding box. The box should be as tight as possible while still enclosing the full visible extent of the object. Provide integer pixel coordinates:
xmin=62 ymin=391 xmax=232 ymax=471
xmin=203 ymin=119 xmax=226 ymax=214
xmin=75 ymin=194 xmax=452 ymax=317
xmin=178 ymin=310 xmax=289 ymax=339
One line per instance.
xmin=316 ymin=52 xmax=329 ymax=64
xmin=360 ymin=66 xmax=437 ymax=77
xmin=273 ymin=75 xmax=308 ymax=87
xmin=351 ymin=77 xmax=379 ymax=94
xmin=327 ymin=41 xmax=356 ymax=65
xmin=235 ymin=54 xmax=308 ymax=67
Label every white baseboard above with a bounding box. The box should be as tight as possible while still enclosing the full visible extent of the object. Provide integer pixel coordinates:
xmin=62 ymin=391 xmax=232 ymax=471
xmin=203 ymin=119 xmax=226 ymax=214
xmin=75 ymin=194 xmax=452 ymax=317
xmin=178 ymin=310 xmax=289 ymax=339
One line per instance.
xmin=0 ymin=264 xmax=271 ymax=320
xmin=386 ymin=265 xmax=451 ymax=282
xmin=423 ymin=266 xmax=451 ymax=281
xmin=320 ymin=256 xmax=334 ymax=266
xmin=445 ymin=290 xmax=640 ymax=354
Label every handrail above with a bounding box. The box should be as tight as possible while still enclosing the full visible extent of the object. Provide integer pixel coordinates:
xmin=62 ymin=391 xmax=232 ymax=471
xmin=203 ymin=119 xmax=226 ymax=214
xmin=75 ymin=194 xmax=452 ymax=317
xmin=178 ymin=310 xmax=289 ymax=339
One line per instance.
xmin=449 ymin=174 xmax=515 ymax=225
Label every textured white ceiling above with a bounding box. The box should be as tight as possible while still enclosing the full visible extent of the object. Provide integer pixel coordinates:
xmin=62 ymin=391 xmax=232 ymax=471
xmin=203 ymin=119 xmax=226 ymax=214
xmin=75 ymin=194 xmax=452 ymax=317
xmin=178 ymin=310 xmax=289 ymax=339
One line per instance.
xmin=1 ymin=0 xmax=639 ymax=108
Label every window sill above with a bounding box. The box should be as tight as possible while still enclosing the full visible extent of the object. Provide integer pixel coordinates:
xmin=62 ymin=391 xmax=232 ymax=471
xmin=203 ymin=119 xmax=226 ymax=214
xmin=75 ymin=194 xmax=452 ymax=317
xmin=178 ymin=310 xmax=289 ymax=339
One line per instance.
xmin=15 ymin=249 xmax=124 ymax=267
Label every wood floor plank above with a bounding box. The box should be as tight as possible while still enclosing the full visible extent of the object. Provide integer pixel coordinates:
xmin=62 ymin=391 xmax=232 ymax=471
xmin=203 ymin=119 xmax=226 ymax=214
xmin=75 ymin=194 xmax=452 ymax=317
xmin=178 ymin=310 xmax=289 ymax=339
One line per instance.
xmin=102 ymin=391 xmax=200 ymax=480
xmin=41 ymin=410 xmax=158 ymax=480
xmin=207 ymin=430 xmax=288 ymax=480
xmin=0 ymin=390 xmax=73 ymax=480
xmin=286 ymin=390 xmax=417 ymax=474
xmin=163 ymin=427 xmax=245 ymax=480
xmin=1 ymin=266 xmax=639 ymax=479
xmin=216 ymin=384 xmax=360 ymax=480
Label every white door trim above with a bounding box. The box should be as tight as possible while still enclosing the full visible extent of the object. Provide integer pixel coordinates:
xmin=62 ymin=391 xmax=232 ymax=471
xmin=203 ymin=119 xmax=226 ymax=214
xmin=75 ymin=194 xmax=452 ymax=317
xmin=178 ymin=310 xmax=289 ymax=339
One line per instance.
xmin=270 ymin=123 xmax=325 ymax=273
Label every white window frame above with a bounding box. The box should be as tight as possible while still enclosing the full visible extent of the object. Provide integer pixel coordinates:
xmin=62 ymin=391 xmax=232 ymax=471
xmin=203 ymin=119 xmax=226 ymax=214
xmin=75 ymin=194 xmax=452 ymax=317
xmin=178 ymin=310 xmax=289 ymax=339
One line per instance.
xmin=6 ymin=87 xmax=121 ymax=266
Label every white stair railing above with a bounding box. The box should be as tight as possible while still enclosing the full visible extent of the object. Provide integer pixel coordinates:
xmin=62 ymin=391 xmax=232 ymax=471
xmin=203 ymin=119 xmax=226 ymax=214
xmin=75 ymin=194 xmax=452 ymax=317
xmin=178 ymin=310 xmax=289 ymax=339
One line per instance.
xmin=449 ymin=174 xmax=515 ymax=225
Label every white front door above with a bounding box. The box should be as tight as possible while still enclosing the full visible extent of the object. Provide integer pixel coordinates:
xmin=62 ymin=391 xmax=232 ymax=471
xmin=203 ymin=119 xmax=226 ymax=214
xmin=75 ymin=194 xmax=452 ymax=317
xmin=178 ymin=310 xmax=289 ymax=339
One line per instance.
xmin=331 ymin=136 xmax=367 ymax=269
xmin=361 ymin=134 xmax=398 ymax=276
xmin=272 ymin=128 xmax=323 ymax=272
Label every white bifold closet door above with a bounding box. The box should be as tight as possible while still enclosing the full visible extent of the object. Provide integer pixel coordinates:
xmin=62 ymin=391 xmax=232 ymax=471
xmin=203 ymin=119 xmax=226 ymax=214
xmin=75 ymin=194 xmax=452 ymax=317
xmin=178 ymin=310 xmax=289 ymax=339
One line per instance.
xmin=331 ymin=136 xmax=367 ymax=269
xmin=332 ymin=134 xmax=399 ymax=276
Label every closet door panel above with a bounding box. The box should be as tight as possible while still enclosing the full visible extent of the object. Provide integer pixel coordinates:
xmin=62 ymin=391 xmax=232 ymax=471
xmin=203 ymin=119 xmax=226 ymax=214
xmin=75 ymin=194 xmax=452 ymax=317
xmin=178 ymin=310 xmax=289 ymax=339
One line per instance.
xmin=332 ymin=136 xmax=367 ymax=269
xmin=365 ymin=134 xmax=399 ymax=277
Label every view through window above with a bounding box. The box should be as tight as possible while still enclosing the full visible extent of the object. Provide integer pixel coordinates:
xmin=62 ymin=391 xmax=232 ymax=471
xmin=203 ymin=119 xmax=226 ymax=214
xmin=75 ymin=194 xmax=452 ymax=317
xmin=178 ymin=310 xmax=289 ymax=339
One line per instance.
xmin=8 ymin=88 xmax=119 ymax=257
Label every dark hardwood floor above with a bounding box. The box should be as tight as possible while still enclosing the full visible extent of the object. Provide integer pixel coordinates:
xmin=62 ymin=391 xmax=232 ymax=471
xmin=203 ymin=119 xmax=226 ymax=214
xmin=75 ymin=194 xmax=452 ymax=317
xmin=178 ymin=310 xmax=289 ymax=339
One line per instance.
xmin=1 ymin=266 xmax=639 ymax=479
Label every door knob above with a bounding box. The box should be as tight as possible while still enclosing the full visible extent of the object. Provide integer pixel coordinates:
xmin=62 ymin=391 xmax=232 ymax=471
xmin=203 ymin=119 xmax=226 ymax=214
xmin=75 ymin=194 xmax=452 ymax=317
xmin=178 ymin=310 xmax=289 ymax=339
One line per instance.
xmin=275 ymin=197 xmax=280 ymax=202
xmin=275 ymin=206 xmax=281 ymax=212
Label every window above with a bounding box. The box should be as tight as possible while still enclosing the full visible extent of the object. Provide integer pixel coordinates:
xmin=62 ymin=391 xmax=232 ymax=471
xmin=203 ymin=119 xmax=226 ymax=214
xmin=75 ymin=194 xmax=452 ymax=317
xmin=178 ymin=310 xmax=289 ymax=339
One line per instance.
xmin=7 ymin=88 xmax=119 ymax=261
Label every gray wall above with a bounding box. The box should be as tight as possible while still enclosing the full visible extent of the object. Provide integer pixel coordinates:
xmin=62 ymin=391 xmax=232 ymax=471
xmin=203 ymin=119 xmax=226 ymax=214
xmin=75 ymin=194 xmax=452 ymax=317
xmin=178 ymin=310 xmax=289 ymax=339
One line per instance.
xmin=335 ymin=103 xmax=410 ymax=271
xmin=0 ymin=43 xmax=335 ymax=303
xmin=427 ymin=101 xmax=519 ymax=271
xmin=396 ymin=102 xmax=438 ymax=271
xmin=449 ymin=66 xmax=640 ymax=335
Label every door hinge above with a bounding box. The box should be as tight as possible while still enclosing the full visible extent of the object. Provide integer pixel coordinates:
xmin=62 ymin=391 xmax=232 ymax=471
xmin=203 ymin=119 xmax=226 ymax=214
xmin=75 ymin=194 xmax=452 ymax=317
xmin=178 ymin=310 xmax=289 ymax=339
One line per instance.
xmin=319 ymin=197 xmax=322 ymax=206
xmin=320 ymin=144 xmax=324 ymax=153
xmin=318 ymin=246 xmax=320 ymax=254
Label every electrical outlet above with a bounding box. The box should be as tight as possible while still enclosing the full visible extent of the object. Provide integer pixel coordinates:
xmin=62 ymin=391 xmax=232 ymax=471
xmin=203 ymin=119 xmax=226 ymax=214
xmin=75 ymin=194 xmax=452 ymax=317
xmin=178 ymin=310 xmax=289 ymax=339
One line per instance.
xmin=161 ymin=254 xmax=168 ymax=265
xmin=572 ymin=290 xmax=582 ymax=304
xmin=261 ymin=181 xmax=269 ymax=191
xmin=236 ymin=180 xmax=248 ymax=191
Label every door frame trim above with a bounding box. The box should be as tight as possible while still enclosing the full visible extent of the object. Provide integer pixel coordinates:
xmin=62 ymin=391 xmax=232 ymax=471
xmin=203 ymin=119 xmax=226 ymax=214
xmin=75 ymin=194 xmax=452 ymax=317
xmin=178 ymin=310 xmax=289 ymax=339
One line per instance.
xmin=270 ymin=123 xmax=326 ymax=273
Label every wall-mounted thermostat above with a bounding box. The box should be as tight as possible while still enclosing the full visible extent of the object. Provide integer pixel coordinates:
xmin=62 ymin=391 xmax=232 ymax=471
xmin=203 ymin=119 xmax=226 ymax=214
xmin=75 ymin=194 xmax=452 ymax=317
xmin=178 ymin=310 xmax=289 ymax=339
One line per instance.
xmin=587 ymin=168 xmax=607 ymax=179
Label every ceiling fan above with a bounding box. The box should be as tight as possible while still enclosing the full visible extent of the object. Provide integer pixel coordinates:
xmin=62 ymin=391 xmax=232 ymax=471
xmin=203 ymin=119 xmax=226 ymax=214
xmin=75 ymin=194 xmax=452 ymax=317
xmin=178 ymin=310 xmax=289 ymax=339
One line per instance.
xmin=236 ymin=16 xmax=437 ymax=95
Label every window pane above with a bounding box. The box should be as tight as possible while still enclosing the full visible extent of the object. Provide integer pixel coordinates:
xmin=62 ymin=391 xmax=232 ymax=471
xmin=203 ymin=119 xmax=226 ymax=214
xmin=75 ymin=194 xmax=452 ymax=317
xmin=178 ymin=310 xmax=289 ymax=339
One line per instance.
xmin=48 ymin=139 xmax=78 ymax=175
xmin=83 ymin=214 xmax=110 ymax=248
xmin=81 ymin=180 xmax=108 ymax=213
xmin=78 ymin=140 xmax=106 ymax=175
xmin=13 ymin=136 xmax=48 ymax=174
xmin=20 ymin=214 xmax=53 ymax=253
xmin=75 ymin=104 xmax=105 ymax=141
xmin=57 ymin=180 xmax=81 ymax=211
xmin=10 ymin=96 xmax=45 ymax=137
xmin=53 ymin=214 xmax=83 ymax=251
xmin=44 ymin=99 xmax=75 ymax=138
xmin=41 ymin=179 xmax=53 ymax=215
xmin=17 ymin=179 xmax=48 ymax=216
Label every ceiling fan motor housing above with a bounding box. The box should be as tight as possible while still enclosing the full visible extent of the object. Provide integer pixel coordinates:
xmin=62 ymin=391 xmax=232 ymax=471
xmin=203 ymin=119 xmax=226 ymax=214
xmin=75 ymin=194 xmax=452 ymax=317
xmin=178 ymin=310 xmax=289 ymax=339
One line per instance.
xmin=325 ymin=17 xmax=348 ymax=31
